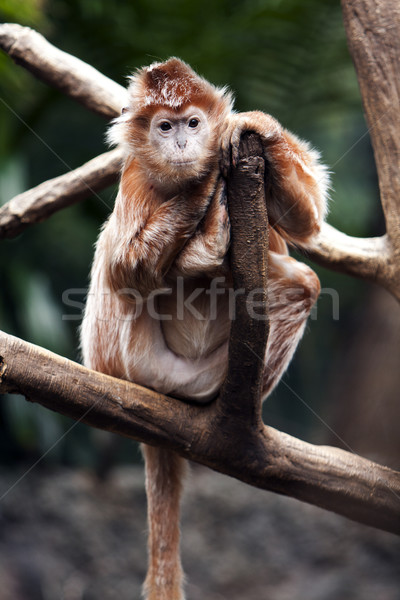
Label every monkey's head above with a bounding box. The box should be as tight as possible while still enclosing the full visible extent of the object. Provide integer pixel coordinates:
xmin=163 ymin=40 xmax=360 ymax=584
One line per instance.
xmin=108 ymin=58 xmax=233 ymax=188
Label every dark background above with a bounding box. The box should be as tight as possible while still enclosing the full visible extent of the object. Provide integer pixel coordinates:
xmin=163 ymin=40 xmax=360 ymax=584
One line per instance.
xmin=0 ymin=1 xmax=399 ymax=598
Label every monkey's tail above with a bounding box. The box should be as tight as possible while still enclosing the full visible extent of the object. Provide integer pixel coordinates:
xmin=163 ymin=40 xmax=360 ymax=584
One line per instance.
xmin=142 ymin=444 xmax=186 ymax=600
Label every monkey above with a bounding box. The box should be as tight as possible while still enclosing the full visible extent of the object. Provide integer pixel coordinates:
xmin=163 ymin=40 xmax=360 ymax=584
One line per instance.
xmin=80 ymin=58 xmax=329 ymax=600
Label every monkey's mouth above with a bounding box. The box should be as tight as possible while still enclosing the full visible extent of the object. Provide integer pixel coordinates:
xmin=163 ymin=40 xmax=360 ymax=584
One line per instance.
xmin=170 ymin=160 xmax=196 ymax=166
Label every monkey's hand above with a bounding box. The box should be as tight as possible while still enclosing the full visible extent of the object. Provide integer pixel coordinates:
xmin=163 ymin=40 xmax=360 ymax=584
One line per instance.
xmin=173 ymin=177 xmax=230 ymax=277
xmin=220 ymin=111 xmax=329 ymax=246
xmin=106 ymin=172 xmax=221 ymax=299
xmin=220 ymin=111 xmax=282 ymax=177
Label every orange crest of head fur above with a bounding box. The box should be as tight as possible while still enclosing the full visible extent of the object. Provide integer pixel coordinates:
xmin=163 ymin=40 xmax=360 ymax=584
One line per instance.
xmin=107 ymin=58 xmax=233 ymax=156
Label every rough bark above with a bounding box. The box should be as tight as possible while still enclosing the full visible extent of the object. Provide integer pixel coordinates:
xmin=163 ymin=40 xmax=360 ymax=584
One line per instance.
xmin=219 ymin=133 xmax=269 ymax=425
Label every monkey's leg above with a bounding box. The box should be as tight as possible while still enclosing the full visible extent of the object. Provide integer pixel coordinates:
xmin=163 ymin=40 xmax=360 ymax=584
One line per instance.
xmin=142 ymin=445 xmax=186 ymax=600
xmin=262 ymin=252 xmax=320 ymax=397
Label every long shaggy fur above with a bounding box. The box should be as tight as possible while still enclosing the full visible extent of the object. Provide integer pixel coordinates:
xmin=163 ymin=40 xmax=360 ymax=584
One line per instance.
xmin=81 ymin=58 xmax=329 ymax=600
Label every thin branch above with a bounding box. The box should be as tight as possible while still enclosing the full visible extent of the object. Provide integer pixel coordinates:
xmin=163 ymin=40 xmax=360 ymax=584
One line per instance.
xmin=0 ymin=23 xmax=127 ymax=119
xmin=309 ymin=224 xmax=400 ymax=302
xmin=308 ymin=222 xmax=393 ymax=284
xmin=1 ymin=329 xmax=399 ymax=535
xmin=0 ymin=149 xmax=123 ymax=239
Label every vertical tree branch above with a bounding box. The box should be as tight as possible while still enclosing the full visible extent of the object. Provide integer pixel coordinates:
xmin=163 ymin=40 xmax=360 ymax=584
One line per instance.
xmin=218 ymin=133 xmax=269 ymax=428
xmin=342 ymin=1 xmax=400 ymax=267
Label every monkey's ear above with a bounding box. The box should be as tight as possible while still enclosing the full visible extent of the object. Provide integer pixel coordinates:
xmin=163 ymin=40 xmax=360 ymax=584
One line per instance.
xmin=106 ymin=109 xmax=134 ymax=156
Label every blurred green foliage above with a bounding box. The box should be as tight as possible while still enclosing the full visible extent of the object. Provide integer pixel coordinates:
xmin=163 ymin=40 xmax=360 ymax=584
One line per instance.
xmin=0 ymin=0 xmax=383 ymax=467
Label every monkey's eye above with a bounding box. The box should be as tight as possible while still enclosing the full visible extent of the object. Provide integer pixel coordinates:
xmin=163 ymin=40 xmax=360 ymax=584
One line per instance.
xmin=160 ymin=122 xmax=172 ymax=132
xmin=188 ymin=118 xmax=199 ymax=128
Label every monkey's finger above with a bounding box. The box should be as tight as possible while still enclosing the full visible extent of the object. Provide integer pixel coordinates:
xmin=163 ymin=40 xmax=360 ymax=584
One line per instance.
xmin=230 ymin=127 xmax=243 ymax=167
xmin=219 ymin=143 xmax=233 ymax=178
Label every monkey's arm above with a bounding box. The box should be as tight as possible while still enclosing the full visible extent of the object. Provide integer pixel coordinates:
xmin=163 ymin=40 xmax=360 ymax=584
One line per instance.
xmin=221 ymin=112 xmax=329 ymax=246
xmin=172 ymin=177 xmax=231 ymax=277
xmin=107 ymin=176 xmax=219 ymax=297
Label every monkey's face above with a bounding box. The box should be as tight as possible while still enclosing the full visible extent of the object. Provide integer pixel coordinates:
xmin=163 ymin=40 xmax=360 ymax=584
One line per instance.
xmin=147 ymin=106 xmax=216 ymax=186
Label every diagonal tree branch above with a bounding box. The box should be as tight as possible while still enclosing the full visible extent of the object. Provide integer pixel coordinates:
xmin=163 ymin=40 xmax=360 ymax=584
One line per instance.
xmin=0 ymin=23 xmax=127 ymax=119
xmin=1 ymin=329 xmax=399 ymax=535
xmin=0 ymin=148 xmax=123 ymax=239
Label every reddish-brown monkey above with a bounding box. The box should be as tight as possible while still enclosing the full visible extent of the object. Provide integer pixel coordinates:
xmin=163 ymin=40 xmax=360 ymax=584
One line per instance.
xmin=81 ymin=58 xmax=329 ymax=600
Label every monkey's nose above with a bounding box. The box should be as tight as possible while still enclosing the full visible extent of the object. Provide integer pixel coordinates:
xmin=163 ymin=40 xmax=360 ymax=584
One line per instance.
xmin=176 ymin=135 xmax=187 ymax=149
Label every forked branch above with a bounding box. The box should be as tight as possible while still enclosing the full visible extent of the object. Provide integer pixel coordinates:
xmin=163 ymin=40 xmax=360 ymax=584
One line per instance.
xmin=0 ymin=329 xmax=399 ymax=535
